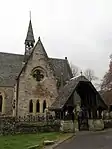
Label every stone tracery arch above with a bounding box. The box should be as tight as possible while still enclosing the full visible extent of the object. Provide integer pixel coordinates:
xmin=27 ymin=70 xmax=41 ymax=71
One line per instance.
xmin=31 ymin=66 xmax=47 ymax=82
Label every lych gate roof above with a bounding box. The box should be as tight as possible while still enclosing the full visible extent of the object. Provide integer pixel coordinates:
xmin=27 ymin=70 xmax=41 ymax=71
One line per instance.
xmin=50 ymin=75 xmax=88 ymax=110
xmin=50 ymin=75 xmax=107 ymax=110
xmin=0 ymin=52 xmax=72 ymax=87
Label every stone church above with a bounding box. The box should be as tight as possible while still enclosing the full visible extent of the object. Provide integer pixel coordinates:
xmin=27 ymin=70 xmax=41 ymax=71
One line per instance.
xmin=0 ymin=19 xmax=73 ymax=117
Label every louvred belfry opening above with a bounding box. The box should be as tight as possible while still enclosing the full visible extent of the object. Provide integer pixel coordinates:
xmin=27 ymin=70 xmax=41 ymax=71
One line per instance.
xmin=24 ymin=19 xmax=35 ymax=61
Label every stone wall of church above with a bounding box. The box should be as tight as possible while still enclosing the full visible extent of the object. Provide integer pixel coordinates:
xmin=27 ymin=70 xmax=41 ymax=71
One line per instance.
xmin=17 ymin=41 xmax=58 ymax=117
xmin=0 ymin=87 xmax=13 ymax=116
xmin=17 ymin=66 xmax=58 ymax=117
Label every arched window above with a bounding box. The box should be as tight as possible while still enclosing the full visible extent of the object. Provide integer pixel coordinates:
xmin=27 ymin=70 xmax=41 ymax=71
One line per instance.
xmin=29 ymin=100 xmax=33 ymax=113
xmin=36 ymin=100 xmax=40 ymax=113
xmin=0 ymin=95 xmax=3 ymax=112
xmin=43 ymin=100 xmax=46 ymax=113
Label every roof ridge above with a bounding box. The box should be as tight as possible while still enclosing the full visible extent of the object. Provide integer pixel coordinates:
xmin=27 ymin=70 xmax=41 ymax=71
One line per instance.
xmin=49 ymin=57 xmax=66 ymax=61
xmin=0 ymin=52 xmax=24 ymax=56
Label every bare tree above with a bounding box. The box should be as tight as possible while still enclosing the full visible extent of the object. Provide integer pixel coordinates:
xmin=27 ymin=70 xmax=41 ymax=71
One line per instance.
xmin=84 ymin=68 xmax=98 ymax=82
xmin=94 ymin=82 xmax=101 ymax=91
xmin=70 ymin=63 xmax=80 ymax=77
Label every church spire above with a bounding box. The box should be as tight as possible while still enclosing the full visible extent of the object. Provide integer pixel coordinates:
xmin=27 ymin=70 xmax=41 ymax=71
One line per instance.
xmin=25 ymin=19 xmax=35 ymax=44
xmin=24 ymin=12 xmax=35 ymax=61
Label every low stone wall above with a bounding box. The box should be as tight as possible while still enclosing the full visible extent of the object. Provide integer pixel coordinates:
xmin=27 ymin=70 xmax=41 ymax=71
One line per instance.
xmin=0 ymin=116 xmax=60 ymax=135
xmin=102 ymin=111 xmax=112 ymax=129
xmin=88 ymin=120 xmax=94 ymax=131
xmin=2 ymin=116 xmax=111 ymax=135
xmin=60 ymin=120 xmax=75 ymax=133
xmin=88 ymin=119 xmax=104 ymax=131
xmin=104 ymin=119 xmax=112 ymax=129
xmin=74 ymin=120 xmax=79 ymax=132
xmin=0 ymin=116 xmax=16 ymax=135
xmin=15 ymin=122 xmax=60 ymax=134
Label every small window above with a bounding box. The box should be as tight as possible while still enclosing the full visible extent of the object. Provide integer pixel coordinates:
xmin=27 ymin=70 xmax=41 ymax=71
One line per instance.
xmin=43 ymin=100 xmax=46 ymax=113
xmin=0 ymin=95 xmax=3 ymax=112
xmin=36 ymin=100 xmax=40 ymax=113
xmin=29 ymin=100 xmax=33 ymax=113
xmin=32 ymin=69 xmax=44 ymax=82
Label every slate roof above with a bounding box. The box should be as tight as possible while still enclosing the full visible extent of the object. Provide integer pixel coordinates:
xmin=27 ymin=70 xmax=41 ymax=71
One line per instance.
xmin=0 ymin=52 xmax=23 ymax=86
xmin=49 ymin=58 xmax=73 ymax=83
xmin=50 ymin=75 xmax=107 ymax=110
xmin=0 ymin=52 xmax=72 ymax=87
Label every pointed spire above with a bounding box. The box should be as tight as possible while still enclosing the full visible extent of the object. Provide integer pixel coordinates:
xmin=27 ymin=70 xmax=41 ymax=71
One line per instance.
xmin=25 ymin=18 xmax=35 ymax=44
xmin=24 ymin=13 xmax=35 ymax=62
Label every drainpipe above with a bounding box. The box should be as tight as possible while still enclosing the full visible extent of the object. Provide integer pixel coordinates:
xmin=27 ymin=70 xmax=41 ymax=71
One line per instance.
xmin=16 ymin=77 xmax=19 ymax=117
xmin=60 ymin=72 xmax=64 ymax=89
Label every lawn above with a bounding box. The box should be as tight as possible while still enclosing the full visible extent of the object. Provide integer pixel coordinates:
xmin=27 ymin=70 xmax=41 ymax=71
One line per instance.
xmin=0 ymin=132 xmax=69 ymax=149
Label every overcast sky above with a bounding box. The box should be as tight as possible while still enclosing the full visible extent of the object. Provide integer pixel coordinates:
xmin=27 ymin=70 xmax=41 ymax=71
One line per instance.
xmin=0 ymin=0 xmax=112 ymax=83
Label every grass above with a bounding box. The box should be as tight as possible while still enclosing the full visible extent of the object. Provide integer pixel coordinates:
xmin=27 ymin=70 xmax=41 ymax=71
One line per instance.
xmin=0 ymin=132 xmax=70 ymax=149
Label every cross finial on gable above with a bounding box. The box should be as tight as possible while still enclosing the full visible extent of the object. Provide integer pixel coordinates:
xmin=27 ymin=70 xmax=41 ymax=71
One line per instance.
xmin=38 ymin=36 xmax=40 ymax=41
xmin=25 ymin=13 xmax=35 ymax=44
xmin=29 ymin=11 xmax=31 ymax=20
xmin=80 ymin=71 xmax=83 ymax=76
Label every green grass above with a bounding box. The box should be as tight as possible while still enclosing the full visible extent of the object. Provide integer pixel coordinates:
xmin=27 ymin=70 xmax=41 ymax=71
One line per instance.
xmin=0 ymin=132 xmax=68 ymax=149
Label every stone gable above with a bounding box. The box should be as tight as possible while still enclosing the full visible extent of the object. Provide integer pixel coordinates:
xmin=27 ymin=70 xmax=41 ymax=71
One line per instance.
xmin=17 ymin=39 xmax=58 ymax=117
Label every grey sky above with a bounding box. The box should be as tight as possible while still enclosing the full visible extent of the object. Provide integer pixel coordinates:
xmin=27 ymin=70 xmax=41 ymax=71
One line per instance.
xmin=0 ymin=0 xmax=112 ymax=83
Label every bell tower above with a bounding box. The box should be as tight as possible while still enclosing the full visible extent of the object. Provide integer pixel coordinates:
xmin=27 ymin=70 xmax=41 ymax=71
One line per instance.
xmin=24 ymin=13 xmax=35 ymax=61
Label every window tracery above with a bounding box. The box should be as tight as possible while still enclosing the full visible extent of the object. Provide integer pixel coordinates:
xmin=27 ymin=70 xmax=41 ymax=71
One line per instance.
xmin=31 ymin=67 xmax=45 ymax=82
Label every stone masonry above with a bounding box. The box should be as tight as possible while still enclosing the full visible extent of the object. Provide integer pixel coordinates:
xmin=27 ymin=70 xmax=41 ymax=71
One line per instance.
xmin=17 ymin=39 xmax=58 ymax=117
xmin=0 ymin=19 xmax=72 ymax=117
xmin=0 ymin=87 xmax=13 ymax=116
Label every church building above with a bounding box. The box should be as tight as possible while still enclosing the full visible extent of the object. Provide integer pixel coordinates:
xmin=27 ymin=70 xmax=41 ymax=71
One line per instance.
xmin=0 ymin=19 xmax=73 ymax=117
